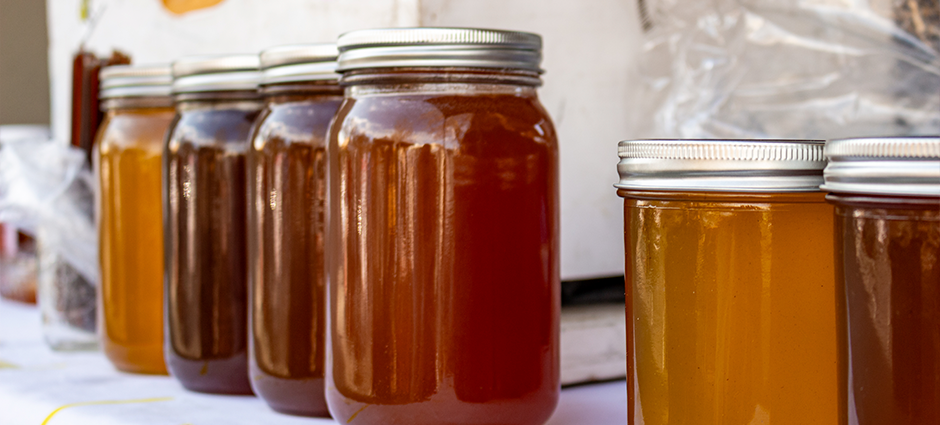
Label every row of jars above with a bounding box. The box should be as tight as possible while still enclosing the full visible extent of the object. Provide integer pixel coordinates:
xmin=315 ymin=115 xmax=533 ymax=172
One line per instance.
xmin=95 ymin=28 xmax=559 ymax=423
xmin=615 ymin=137 xmax=939 ymax=424
xmin=91 ymin=25 xmax=939 ymax=424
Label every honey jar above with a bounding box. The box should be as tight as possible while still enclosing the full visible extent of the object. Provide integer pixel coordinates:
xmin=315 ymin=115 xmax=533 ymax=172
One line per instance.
xmin=823 ymin=136 xmax=939 ymax=425
xmin=164 ymin=55 xmax=262 ymax=395
xmin=247 ymin=44 xmax=342 ymax=416
xmin=327 ymin=28 xmax=560 ymax=424
xmin=95 ymin=64 xmax=174 ymax=374
xmin=616 ymin=139 xmax=841 ymax=425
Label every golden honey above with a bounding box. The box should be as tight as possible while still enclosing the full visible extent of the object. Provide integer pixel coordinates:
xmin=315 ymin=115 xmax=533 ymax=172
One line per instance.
xmin=95 ymin=65 xmax=175 ymax=374
xmin=616 ymin=139 xmax=841 ymax=425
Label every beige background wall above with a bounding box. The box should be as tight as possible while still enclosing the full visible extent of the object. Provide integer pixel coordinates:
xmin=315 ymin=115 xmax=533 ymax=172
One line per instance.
xmin=0 ymin=0 xmax=49 ymax=125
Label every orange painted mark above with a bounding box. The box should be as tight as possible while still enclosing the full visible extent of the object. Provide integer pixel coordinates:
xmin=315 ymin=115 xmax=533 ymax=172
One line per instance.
xmin=161 ymin=0 xmax=226 ymax=14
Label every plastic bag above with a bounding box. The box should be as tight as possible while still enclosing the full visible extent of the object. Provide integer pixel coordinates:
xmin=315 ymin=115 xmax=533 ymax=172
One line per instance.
xmin=0 ymin=138 xmax=98 ymax=350
xmin=634 ymin=0 xmax=940 ymax=139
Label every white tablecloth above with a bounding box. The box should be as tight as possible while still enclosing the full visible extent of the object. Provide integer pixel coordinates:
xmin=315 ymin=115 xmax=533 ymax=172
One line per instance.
xmin=0 ymin=298 xmax=627 ymax=424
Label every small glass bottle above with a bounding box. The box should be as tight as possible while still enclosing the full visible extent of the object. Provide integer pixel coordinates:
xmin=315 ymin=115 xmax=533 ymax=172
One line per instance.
xmin=164 ymin=55 xmax=262 ymax=395
xmin=822 ymin=136 xmax=939 ymax=425
xmin=247 ymin=44 xmax=342 ymax=417
xmin=95 ymin=64 xmax=175 ymax=374
xmin=616 ymin=139 xmax=842 ymax=425
xmin=327 ymin=28 xmax=560 ymax=424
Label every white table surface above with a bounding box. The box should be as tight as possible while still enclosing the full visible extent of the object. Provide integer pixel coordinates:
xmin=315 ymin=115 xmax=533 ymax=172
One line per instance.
xmin=0 ymin=298 xmax=627 ymax=425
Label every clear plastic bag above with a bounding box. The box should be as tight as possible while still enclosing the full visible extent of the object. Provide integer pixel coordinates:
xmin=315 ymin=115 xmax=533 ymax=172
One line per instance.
xmin=634 ymin=0 xmax=940 ymax=139
xmin=0 ymin=138 xmax=98 ymax=350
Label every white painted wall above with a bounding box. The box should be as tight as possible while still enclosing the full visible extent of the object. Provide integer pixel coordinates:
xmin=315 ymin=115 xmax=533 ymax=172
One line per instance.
xmin=45 ymin=0 xmax=642 ymax=280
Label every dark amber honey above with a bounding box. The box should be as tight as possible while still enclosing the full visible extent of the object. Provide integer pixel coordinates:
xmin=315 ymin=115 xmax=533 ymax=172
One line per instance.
xmin=327 ymin=77 xmax=560 ymax=424
xmin=247 ymin=83 xmax=342 ymax=416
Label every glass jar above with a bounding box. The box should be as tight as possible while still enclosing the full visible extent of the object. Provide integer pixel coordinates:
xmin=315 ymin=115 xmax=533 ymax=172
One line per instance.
xmin=326 ymin=28 xmax=560 ymax=424
xmin=822 ymin=136 xmax=939 ymax=425
xmin=616 ymin=139 xmax=841 ymax=425
xmin=94 ymin=64 xmax=175 ymax=374
xmin=164 ymin=55 xmax=262 ymax=395
xmin=247 ymin=44 xmax=342 ymax=417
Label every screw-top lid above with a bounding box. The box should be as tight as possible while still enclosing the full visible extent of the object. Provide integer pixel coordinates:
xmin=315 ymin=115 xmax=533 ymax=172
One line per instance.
xmin=99 ymin=64 xmax=172 ymax=99
xmin=260 ymin=44 xmax=339 ymax=85
xmin=616 ymin=139 xmax=827 ymax=192
xmin=822 ymin=136 xmax=940 ymax=197
xmin=171 ymin=54 xmax=261 ymax=94
xmin=336 ymin=27 xmax=543 ymax=72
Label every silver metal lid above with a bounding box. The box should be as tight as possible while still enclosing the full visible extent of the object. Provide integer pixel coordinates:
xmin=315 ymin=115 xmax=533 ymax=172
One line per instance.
xmin=336 ymin=27 xmax=542 ymax=72
xmin=822 ymin=136 xmax=940 ymax=197
xmin=616 ymin=139 xmax=827 ymax=192
xmin=260 ymin=44 xmax=339 ymax=85
xmin=99 ymin=64 xmax=172 ymax=99
xmin=172 ymin=54 xmax=261 ymax=93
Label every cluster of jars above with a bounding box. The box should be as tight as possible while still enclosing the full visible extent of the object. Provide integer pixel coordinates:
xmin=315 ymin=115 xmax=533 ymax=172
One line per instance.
xmin=616 ymin=137 xmax=939 ymax=424
xmin=94 ymin=28 xmax=559 ymax=423
xmin=92 ymin=24 xmax=938 ymax=424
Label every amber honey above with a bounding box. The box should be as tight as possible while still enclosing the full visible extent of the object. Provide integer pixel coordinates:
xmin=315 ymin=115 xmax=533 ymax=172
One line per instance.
xmin=822 ymin=136 xmax=940 ymax=425
xmin=326 ymin=27 xmax=559 ymax=424
xmin=832 ymin=196 xmax=939 ymax=424
xmin=247 ymin=44 xmax=342 ymax=417
xmin=164 ymin=55 xmax=262 ymax=395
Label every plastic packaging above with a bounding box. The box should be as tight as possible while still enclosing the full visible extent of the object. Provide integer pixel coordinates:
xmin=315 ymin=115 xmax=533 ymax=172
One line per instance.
xmin=0 ymin=126 xmax=48 ymax=304
xmin=635 ymin=0 xmax=940 ymax=138
xmin=0 ymin=138 xmax=99 ymax=351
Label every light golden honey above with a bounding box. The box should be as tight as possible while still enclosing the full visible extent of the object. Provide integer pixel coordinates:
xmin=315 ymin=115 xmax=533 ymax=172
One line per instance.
xmin=620 ymin=190 xmax=842 ymax=425
xmin=96 ymin=106 xmax=174 ymax=375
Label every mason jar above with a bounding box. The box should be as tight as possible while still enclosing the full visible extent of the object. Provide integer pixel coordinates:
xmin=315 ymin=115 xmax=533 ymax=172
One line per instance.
xmin=616 ymin=139 xmax=841 ymax=425
xmin=95 ymin=64 xmax=174 ymax=374
xmin=822 ymin=136 xmax=939 ymax=425
xmin=247 ymin=44 xmax=342 ymax=417
xmin=327 ymin=28 xmax=560 ymax=424
xmin=164 ymin=55 xmax=262 ymax=395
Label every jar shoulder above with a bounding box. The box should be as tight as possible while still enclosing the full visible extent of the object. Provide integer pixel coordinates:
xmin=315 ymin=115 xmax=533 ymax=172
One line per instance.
xmin=251 ymin=99 xmax=343 ymax=151
xmin=167 ymin=107 xmax=262 ymax=150
xmin=97 ymin=110 xmax=175 ymax=152
xmin=332 ymin=92 xmax=557 ymax=151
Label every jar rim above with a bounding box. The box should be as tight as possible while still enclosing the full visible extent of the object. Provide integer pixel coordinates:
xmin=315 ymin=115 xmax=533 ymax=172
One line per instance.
xmin=172 ymin=55 xmax=261 ymax=94
xmin=336 ymin=27 xmax=543 ymax=73
xmin=821 ymin=136 xmax=940 ymax=197
xmin=615 ymin=139 xmax=826 ymax=192
xmin=99 ymin=64 xmax=172 ymax=99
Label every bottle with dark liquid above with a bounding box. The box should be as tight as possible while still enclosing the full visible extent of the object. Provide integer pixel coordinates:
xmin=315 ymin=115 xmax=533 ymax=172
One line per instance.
xmin=247 ymin=44 xmax=342 ymax=417
xmin=164 ymin=55 xmax=262 ymax=395
xmin=326 ymin=28 xmax=560 ymax=424
xmin=823 ymin=136 xmax=940 ymax=425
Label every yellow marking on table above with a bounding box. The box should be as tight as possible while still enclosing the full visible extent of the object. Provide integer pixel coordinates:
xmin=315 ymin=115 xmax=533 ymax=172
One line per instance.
xmin=41 ymin=397 xmax=173 ymax=425
xmin=347 ymin=404 xmax=368 ymax=423
xmin=0 ymin=359 xmax=19 ymax=369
